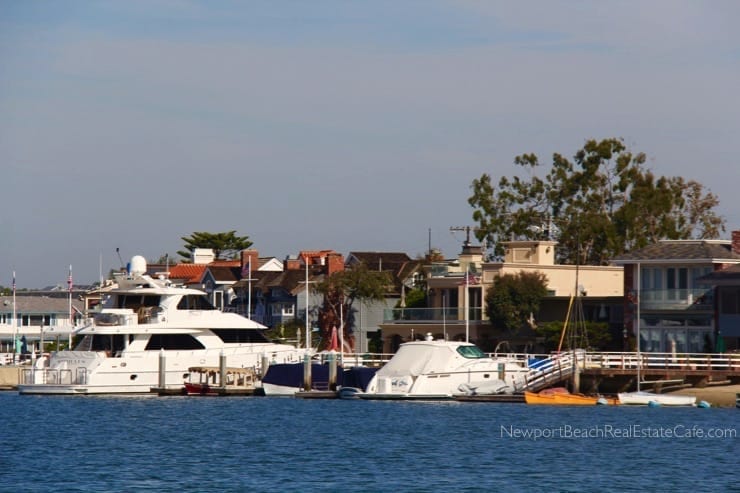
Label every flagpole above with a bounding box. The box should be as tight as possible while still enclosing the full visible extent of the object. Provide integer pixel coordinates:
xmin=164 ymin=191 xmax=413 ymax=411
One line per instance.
xmin=68 ymin=265 xmax=73 ymax=349
xmin=247 ymin=257 xmax=252 ymax=319
xmin=305 ymin=258 xmax=310 ymax=350
xmin=339 ymin=302 xmax=344 ymax=365
xmin=12 ymin=271 xmax=17 ymax=364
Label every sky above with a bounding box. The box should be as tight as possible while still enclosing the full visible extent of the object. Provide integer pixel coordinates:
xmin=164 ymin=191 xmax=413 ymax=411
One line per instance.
xmin=2 ymin=1 xmax=739 ymax=288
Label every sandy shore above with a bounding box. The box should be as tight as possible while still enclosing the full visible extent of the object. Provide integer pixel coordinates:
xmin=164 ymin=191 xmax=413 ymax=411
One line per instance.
xmin=667 ymin=384 xmax=740 ymax=408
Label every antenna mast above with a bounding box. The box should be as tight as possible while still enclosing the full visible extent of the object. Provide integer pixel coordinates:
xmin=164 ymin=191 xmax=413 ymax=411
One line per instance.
xmin=450 ymin=226 xmax=475 ymax=246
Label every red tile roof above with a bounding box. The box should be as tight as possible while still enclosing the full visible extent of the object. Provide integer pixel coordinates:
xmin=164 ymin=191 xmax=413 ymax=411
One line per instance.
xmin=168 ymin=264 xmax=207 ymax=283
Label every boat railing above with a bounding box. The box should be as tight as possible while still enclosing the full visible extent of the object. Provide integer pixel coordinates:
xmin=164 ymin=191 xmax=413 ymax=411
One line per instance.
xmin=315 ymin=352 xmax=395 ymax=367
xmin=21 ymin=367 xmax=88 ymax=386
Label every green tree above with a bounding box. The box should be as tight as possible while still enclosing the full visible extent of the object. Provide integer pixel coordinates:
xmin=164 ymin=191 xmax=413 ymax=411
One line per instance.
xmin=314 ymin=263 xmax=392 ymax=350
xmin=397 ymin=287 xmax=426 ymax=309
xmin=469 ymin=138 xmax=724 ymax=265
xmin=486 ymin=271 xmax=548 ymax=333
xmin=537 ymin=320 xmax=612 ymax=352
xmin=178 ymin=231 xmax=253 ymax=261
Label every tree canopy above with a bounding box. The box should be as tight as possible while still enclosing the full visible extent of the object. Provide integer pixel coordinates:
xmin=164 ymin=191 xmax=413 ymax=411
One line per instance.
xmin=485 ymin=271 xmax=548 ymax=333
xmin=177 ymin=231 xmax=253 ymax=261
xmin=469 ymin=138 xmax=724 ymax=265
xmin=314 ymin=263 xmax=392 ymax=350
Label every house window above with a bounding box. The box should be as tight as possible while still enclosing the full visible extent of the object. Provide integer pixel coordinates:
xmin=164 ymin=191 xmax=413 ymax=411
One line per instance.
xmin=665 ymin=267 xmax=688 ymax=300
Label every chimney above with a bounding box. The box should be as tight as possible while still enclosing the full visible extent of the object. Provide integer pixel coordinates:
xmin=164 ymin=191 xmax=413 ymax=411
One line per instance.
xmin=240 ymin=249 xmax=259 ymax=278
xmin=285 ymin=256 xmax=302 ymax=271
xmin=193 ymin=248 xmax=215 ymax=264
xmin=326 ymin=253 xmax=345 ymax=275
xmin=733 ymin=231 xmax=740 ymax=255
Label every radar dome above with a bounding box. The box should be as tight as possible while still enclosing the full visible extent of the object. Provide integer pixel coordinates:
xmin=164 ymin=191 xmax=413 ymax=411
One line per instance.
xmin=129 ymin=255 xmax=147 ymax=276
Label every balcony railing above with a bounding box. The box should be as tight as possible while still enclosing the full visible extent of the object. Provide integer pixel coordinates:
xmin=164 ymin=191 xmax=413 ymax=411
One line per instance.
xmin=383 ymin=307 xmax=484 ymax=323
xmin=638 ymin=288 xmax=713 ymax=311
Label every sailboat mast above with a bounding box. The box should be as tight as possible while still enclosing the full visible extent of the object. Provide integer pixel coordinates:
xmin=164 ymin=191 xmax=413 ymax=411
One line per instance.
xmin=636 ymin=262 xmax=641 ymax=392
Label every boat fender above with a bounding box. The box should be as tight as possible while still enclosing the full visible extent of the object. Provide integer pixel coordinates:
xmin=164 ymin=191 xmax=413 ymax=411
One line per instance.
xmin=648 ymin=400 xmax=661 ymax=408
xmin=697 ymin=400 xmax=711 ymax=409
xmin=596 ymin=397 xmax=609 ymax=406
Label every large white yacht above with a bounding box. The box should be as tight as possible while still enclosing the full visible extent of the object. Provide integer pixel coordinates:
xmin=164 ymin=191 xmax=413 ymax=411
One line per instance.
xmin=17 ymin=256 xmax=307 ymax=395
xmin=358 ymin=335 xmax=530 ymax=400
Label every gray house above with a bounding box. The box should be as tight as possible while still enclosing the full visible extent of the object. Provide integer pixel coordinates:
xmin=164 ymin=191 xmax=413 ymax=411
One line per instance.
xmin=613 ymin=234 xmax=740 ymax=353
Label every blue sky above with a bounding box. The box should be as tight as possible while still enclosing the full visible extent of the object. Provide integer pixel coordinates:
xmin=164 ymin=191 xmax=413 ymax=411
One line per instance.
xmin=2 ymin=1 xmax=739 ymax=288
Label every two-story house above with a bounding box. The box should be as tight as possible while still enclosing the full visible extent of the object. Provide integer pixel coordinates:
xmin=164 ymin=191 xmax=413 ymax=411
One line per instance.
xmin=380 ymin=239 xmax=624 ymax=354
xmin=232 ymin=250 xmax=344 ymax=343
xmin=612 ymin=235 xmax=740 ymax=353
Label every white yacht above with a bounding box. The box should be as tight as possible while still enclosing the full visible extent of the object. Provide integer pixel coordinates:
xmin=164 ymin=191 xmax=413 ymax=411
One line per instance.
xmin=358 ymin=335 xmax=530 ymax=400
xmin=17 ymin=256 xmax=307 ymax=395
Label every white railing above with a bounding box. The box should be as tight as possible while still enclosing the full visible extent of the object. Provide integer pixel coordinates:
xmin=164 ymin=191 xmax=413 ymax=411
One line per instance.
xmin=21 ymin=367 xmax=86 ymax=386
xmin=586 ymin=351 xmax=740 ymax=372
xmin=514 ymin=350 xmax=585 ymax=392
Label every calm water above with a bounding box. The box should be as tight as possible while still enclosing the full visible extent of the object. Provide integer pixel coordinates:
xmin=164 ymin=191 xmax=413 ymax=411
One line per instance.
xmin=0 ymin=392 xmax=737 ymax=492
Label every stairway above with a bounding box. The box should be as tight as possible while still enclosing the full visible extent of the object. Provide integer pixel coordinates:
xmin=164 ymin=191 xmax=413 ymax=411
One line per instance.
xmin=514 ymin=350 xmax=584 ymax=392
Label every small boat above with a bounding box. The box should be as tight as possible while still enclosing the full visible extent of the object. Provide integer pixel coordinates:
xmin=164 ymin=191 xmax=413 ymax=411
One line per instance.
xmin=617 ymin=390 xmax=696 ymax=407
xmin=525 ymin=387 xmax=618 ymax=405
xmin=184 ymin=366 xmax=258 ymax=396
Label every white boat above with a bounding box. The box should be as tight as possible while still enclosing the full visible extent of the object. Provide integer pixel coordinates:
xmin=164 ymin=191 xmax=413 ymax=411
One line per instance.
xmin=17 ymin=255 xmax=306 ymax=395
xmin=617 ymin=390 xmax=696 ymax=407
xmin=358 ymin=335 xmax=529 ymax=400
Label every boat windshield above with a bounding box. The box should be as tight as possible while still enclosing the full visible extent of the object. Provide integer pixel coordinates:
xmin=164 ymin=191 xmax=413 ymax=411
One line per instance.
xmin=457 ymin=345 xmax=487 ymax=359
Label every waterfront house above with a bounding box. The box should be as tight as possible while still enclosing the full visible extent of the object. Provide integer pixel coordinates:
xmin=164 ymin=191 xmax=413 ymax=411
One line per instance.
xmin=232 ymin=250 xmax=343 ymax=342
xmin=612 ymin=234 xmax=740 ymax=353
xmin=687 ymin=231 xmax=740 ymax=353
xmin=0 ymin=295 xmax=84 ymax=354
xmin=380 ymin=240 xmax=624 ymax=354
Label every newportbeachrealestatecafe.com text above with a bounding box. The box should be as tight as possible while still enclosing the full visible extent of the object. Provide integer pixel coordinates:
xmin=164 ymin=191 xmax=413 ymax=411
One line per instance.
xmin=501 ymin=424 xmax=737 ymax=440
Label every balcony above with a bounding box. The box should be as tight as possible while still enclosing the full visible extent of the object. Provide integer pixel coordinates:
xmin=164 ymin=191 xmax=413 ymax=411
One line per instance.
xmin=383 ymin=307 xmax=484 ymax=323
xmin=639 ymin=288 xmax=713 ymax=311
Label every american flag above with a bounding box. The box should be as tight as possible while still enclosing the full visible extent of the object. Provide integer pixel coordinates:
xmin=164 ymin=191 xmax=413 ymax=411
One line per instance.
xmin=458 ymin=272 xmax=480 ymax=286
xmin=68 ymin=265 xmax=73 ymax=292
xmin=241 ymin=257 xmax=251 ymax=278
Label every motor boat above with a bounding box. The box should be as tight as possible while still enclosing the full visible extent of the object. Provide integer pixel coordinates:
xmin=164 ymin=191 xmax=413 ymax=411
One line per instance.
xmin=183 ymin=366 xmax=258 ymax=396
xmin=358 ymin=334 xmax=530 ymax=400
xmin=17 ymin=255 xmax=306 ymax=394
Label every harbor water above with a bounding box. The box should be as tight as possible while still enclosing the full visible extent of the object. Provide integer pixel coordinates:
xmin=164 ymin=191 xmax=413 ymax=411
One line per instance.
xmin=0 ymin=392 xmax=737 ymax=492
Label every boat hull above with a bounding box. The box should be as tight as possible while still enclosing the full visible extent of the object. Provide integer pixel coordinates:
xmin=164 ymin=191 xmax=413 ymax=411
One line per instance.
xmin=617 ymin=391 xmax=696 ymax=406
xmin=18 ymin=345 xmax=303 ymax=395
xmin=525 ymin=390 xmax=617 ymax=405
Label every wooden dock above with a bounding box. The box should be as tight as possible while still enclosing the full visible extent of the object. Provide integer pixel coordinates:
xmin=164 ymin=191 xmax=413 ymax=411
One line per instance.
xmin=454 ymin=394 xmax=525 ymax=403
